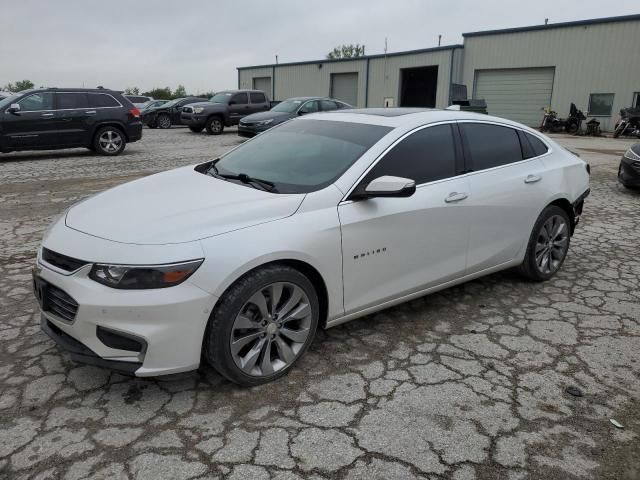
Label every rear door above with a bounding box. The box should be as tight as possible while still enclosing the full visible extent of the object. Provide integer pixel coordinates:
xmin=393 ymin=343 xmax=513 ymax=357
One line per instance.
xmin=249 ymin=92 xmax=269 ymax=113
xmin=55 ymin=92 xmax=90 ymax=146
xmin=460 ymin=121 xmax=548 ymax=272
xmin=339 ymin=123 xmax=470 ymax=314
xmin=3 ymin=92 xmax=57 ymax=149
xmin=228 ymin=92 xmax=250 ymax=123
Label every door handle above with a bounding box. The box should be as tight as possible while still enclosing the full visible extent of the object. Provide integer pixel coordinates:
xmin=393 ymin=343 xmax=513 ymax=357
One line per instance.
xmin=445 ymin=192 xmax=468 ymax=203
xmin=85 ymin=110 xmax=97 ymax=115
xmin=524 ymin=174 xmax=542 ymax=184
xmin=41 ymin=113 xmax=54 ymax=118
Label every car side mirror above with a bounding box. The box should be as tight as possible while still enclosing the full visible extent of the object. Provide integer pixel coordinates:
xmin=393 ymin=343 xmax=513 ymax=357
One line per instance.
xmin=352 ymin=175 xmax=416 ymax=200
xmin=7 ymin=103 xmax=20 ymax=114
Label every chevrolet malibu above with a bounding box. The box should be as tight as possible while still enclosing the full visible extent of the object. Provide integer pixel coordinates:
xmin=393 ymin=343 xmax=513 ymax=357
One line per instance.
xmin=34 ymin=108 xmax=590 ymax=386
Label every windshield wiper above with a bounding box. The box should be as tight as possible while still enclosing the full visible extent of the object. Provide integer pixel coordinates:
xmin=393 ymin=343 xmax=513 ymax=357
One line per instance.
xmin=208 ymin=163 xmax=277 ymax=192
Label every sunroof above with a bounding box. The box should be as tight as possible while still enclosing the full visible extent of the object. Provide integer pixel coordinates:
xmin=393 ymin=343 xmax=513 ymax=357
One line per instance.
xmin=334 ymin=108 xmax=435 ymax=117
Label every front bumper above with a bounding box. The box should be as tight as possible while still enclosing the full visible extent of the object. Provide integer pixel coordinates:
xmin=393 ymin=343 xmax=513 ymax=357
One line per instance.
xmin=618 ymin=157 xmax=640 ymax=187
xmin=238 ymin=123 xmax=271 ymax=137
xmin=181 ymin=113 xmax=206 ymax=128
xmin=34 ymin=256 xmax=216 ymax=377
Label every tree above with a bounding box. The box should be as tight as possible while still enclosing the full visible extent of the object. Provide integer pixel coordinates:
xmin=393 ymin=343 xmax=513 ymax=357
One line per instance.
xmin=141 ymin=87 xmax=173 ymax=100
xmin=326 ymin=44 xmax=365 ymax=60
xmin=173 ymin=84 xmax=187 ymax=98
xmin=124 ymin=87 xmax=140 ymax=95
xmin=3 ymin=79 xmax=35 ymax=92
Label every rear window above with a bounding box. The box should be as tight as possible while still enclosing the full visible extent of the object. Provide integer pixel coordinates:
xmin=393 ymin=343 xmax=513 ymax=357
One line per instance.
xmin=126 ymin=96 xmax=150 ymax=103
xmin=57 ymin=93 xmax=89 ymax=109
xmin=88 ymin=93 xmax=120 ymax=108
xmin=526 ymin=133 xmax=549 ymax=157
xmin=250 ymin=92 xmax=266 ymax=104
xmin=461 ymin=123 xmax=523 ymax=170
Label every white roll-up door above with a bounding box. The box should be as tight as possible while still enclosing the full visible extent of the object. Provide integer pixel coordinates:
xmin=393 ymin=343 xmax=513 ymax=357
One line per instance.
xmin=330 ymin=73 xmax=358 ymax=107
xmin=252 ymin=77 xmax=272 ymax=99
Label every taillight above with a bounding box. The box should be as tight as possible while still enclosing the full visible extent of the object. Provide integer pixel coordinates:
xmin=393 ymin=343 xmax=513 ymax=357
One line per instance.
xmin=129 ymin=108 xmax=140 ymax=118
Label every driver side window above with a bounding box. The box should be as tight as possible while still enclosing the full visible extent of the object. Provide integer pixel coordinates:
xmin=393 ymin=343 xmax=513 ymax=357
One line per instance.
xmin=17 ymin=92 xmax=54 ymax=112
xmin=299 ymin=100 xmax=319 ymax=114
xmin=361 ymin=124 xmax=457 ymax=186
xmin=231 ymin=93 xmax=248 ymax=105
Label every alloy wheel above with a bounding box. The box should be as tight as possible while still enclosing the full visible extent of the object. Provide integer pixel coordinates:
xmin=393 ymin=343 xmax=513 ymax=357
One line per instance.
xmin=230 ymin=282 xmax=312 ymax=377
xmin=535 ymin=214 xmax=569 ymax=275
xmin=158 ymin=115 xmax=171 ymax=129
xmin=98 ymin=130 xmax=122 ymax=153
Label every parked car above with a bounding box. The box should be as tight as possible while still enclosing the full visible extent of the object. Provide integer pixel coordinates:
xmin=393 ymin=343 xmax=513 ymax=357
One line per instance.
xmin=125 ymin=95 xmax=153 ymax=109
xmin=142 ymin=97 xmax=207 ymax=129
xmin=238 ymin=97 xmax=351 ymax=137
xmin=181 ymin=90 xmax=270 ymax=134
xmin=0 ymin=91 xmax=13 ymax=100
xmin=34 ymin=109 xmax=589 ymax=385
xmin=0 ymin=88 xmax=142 ymax=156
xmin=140 ymin=99 xmax=169 ymax=110
xmin=618 ymin=143 xmax=640 ymax=188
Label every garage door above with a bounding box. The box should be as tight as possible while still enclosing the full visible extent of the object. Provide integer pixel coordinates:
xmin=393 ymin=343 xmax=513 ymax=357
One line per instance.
xmin=474 ymin=68 xmax=554 ymax=126
xmin=331 ymin=73 xmax=358 ymax=107
xmin=252 ymin=77 xmax=272 ymax=99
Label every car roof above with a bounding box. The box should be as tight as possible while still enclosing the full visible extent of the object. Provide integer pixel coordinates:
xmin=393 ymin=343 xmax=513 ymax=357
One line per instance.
xmin=284 ymin=96 xmax=347 ymax=102
xmin=16 ymin=87 xmax=122 ymax=94
xmin=301 ymin=108 xmax=531 ymax=129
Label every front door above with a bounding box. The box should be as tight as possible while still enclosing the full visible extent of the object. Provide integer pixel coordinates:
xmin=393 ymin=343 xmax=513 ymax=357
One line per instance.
xmin=2 ymin=92 xmax=57 ymax=149
xmin=229 ymin=92 xmax=250 ymax=123
xmin=338 ymin=123 xmax=471 ymax=314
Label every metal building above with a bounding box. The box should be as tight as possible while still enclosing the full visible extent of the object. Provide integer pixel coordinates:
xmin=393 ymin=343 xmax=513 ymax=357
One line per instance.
xmin=238 ymin=14 xmax=640 ymax=130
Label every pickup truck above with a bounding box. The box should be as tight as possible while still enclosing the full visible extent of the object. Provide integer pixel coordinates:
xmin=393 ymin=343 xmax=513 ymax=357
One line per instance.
xmin=181 ymin=90 xmax=270 ymax=135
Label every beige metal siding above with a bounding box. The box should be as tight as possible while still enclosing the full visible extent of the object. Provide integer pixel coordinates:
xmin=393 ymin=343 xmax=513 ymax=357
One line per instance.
xmin=475 ymin=68 xmax=554 ymax=126
xmin=366 ymin=50 xmax=452 ymax=108
xmin=462 ymin=19 xmax=640 ymax=130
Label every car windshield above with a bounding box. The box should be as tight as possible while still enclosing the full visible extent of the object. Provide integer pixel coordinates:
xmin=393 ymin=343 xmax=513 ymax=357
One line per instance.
xmin=271 ymin=100 xmax=304 ymax=113
xmin=0 ymin=93 xmax=20 ymax=109
xmin=161 ymin=99 xmax=179 ymax=108
xmin=214 ymin=119 xmax=392 ymax=193
xmin=210 ymin=92 xmax=232 ymax=103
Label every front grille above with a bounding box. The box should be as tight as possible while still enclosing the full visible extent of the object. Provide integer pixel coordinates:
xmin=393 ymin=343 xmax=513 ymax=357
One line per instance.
xmin=182 ymin=106 xmax=193 ymax=113
xmin=42 ymin=248 xmax=88 ymax=272
xmin=46 ymin=284 xmax=79 ymax=322
xmin=240 ymin=121 xmax=255 ymax=126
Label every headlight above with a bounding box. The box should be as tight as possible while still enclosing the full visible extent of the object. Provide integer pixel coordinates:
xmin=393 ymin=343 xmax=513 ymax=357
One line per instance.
xmin=623 ymin=148 xmax=640 ymax=161
xmin=89 ymin=259 xmax=203 ymax=289
xmin=194 ymin=107 xmax=205 ymax=114
xmin=257 ymin=119 xmax=274 ymax=126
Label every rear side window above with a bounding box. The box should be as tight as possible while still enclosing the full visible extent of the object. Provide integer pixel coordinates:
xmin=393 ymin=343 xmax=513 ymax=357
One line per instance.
xmin=57 ymin=93 xmax=89 ymax=109
xmin=461 ymin=123 xmax=523 ymax=170
xmin=250 ymin=92 xmax=266 ymax=104
xmin=363 ymin=124 xmax=457 ymax=185
xmin=88 ymin=93 xmax=120 ymax=108
xmin=231 ymin=93 xmax=248 ymax=105
xmin=526 ymin=133 xmax=549 ymax=157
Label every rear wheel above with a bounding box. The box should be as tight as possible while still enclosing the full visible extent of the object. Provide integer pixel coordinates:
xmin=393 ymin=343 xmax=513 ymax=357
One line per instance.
xmin=157 ymin=114 xmax=171 ymax=129
xmin=203 ymin=265 xmax=319 ymax=386
xmin=613 ymin=122 xmax=625 ymax=138
xmin=517 ymin=205 xmax=571 ymax=281
xmin=206 ymin=116 xmax=224 ymax=135
xmin=93 ymin=126 xmax=126 ymax=156
xmin=189 ymin=125 xmax=204 ymax=133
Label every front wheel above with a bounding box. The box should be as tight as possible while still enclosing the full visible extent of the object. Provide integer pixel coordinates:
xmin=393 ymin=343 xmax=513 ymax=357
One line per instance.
xmin=206 ymin=116 xmax=224 ymax=135
xmin=613 ymin=121 xmax=625 ymax=138
xmin=93 ymin=126 xmax=126 ymax=156
xmin=517 ymin=205 xmax=571 ymax=281
xmin=157 ymin=114 xmax=171 ymax=129
xmin=203 ymin=265 xmax=319 ymax=386
xmin=189 ymin=126 xmax=204 ymax=133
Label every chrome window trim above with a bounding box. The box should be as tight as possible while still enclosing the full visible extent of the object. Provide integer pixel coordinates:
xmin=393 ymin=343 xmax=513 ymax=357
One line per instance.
xmin=5 ymin=91 xmax=123 ymax=113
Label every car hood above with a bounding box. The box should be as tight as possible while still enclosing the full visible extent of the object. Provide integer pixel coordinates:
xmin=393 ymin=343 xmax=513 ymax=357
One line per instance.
xmin=242 ymin=111 xmax=293 ymax=122
xmin=65 ymin=166 xmax=305 ymax=245
xmin=188 ymin=101 xmax=223 ymax=109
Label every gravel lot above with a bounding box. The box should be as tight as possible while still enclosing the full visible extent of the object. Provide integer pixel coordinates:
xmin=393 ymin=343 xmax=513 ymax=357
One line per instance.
xmin=1 ymin=127 xmax=639 ymax=480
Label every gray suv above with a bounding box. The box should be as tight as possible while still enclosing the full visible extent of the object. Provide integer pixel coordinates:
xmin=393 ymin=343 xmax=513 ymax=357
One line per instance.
xmin=180 ymin=90 xmax=270 ymax=135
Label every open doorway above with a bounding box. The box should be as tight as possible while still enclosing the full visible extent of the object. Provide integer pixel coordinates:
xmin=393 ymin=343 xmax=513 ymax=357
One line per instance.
xmin=399 ymin=66 xmax=438 ymax=107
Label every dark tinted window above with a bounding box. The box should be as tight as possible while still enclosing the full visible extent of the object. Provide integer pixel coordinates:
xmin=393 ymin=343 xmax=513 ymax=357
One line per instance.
xmin=231 ymin=93 xmax=248 ymax=105
xmin=215 ymin=119 xmax=391 ymax=193
xmin=125 ymin=96 xmax=150 ymax=103
xmin=462 ymin=123 xmax=523 ymax=170
xmin=320 ymin=100 xmax=339 ymax=111
xmin=17 ymin=92 xmax=54 ymax=111
xmin=526 ymin=133 xmax=549 ymax=157
xmin=250 ymin=92 xmax=266 ymax=104
xmin=57 ymin=93 xmax=89 ymax=109
xmin=363 ymin=124 xmax=457 ymax=185
xmin=88 ymin=93 xmax=120 ymax=108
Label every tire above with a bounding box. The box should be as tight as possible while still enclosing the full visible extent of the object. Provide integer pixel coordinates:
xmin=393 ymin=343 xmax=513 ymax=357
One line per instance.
xmin=206 ymin=116 xmax=224 ymax=135
xmin=566 ymin=121 xmax=578 ymax=134
xmin=93 ymin=126 xmax=126 ymax=156
xmin=147 ymin=123 xmax=157 ymax=129
xmin=613 ymin=122 xmax=625 ymax=138
xmin=189 ymin=126 xmax=204 ymax=133
xmin=157 ymin=113 xmax=171 ymax=129
xmin=517 ymin=205 xmax=571 ymax=282
xmin=203 ymin=265 xmax=319 ymax=386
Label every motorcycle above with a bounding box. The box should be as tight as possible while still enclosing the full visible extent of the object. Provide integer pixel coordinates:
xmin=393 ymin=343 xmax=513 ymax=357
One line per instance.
xmin=540 ymin=103 xmax=586 ymax=134
xmin=613 ymin=106 xmax=640 ymax=138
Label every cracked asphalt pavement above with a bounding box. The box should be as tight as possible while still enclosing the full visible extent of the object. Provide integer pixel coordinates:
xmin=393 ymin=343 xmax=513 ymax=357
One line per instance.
xmin=1 ymin=127 xmax=639 ymax=480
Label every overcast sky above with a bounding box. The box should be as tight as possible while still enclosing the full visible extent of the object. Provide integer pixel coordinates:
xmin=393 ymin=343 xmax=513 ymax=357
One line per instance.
xmin=1 ymin=1 xmax=636 ymax=94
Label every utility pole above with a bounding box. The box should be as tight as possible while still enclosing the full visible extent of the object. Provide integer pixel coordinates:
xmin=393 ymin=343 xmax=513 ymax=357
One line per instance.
xmin=438 ymin=34 xmax=442 ymax=47
xmin=275 ymin=55 xmax=278 ymax=65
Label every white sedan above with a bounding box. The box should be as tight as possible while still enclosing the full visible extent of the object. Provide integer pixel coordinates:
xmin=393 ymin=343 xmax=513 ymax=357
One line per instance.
xmin=34 ymin=108 xmax=590 ymax=385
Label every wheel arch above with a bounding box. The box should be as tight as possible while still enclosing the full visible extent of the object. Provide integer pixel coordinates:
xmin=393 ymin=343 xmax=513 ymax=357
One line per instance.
xmin=92 ymin=121 xmax=128 ymax=141
xmin=547 ymin=197 xmax=576 ymax=233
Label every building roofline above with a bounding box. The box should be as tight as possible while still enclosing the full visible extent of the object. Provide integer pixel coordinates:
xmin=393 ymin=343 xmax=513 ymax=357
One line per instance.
xmin=463 ymin=13 xmax=640 ymax=37
xmin=237 ymin=44 xmax=464 ymax=70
